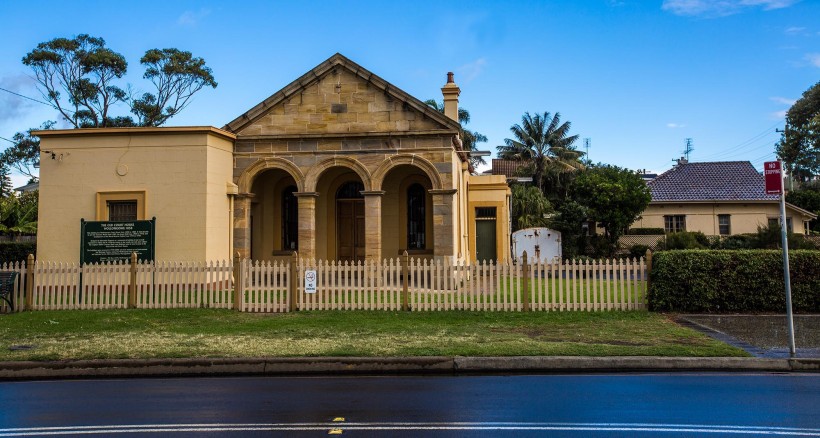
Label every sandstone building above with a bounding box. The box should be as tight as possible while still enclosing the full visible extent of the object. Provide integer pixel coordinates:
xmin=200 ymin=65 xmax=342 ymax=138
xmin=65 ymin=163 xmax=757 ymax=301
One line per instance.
xmin=36 ymin=54 xmax=511 ymax=263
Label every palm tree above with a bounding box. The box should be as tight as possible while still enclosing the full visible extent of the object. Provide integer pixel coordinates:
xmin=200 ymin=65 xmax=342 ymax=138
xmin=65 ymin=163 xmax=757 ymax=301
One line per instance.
xmin=425 ymin=99 xmax=488 ymax=169
xmin=497 ymin=112 xmax=584 ymax=195
xmin=0 ymin=192 xmax=38 ymax=236
xmin=510 ymin=184 xmax=552 ymax=231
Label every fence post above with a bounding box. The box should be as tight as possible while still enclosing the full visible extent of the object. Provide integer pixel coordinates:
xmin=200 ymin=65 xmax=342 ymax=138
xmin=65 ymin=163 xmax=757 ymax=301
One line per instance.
xmin=128 ymin=252 xmax=137 ymax=308
xmin=522 ymin=251 xmax=530 ymax=312
xmin=645 ymin=248 xmax=653 ymax=299
xmin=289 ymin=251 xmax=298 ymax=312
xmin=25 ymin=253 xmax=34 ymax=311
xmin=401 ymin=250 xmax=409 ymax=311
xmin=232 ymin=252 xmax=243 ymax=311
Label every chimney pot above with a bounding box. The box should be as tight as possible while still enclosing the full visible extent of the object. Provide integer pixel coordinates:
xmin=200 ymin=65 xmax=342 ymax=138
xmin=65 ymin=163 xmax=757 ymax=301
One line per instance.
xmin=441 ymin=72 xmax=461 ymax=122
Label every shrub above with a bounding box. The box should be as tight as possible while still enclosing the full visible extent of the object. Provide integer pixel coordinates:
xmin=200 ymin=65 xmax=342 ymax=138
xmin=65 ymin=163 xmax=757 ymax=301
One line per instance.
xmin=0 ymin=241 xmax=36 ymax=264
xmin=714 ymin=234 xmax=756 ymax=250
xmin=664 ymin=231 xmax=708 ymax=250
xmin=648 ymin=250 xmax=820 ymax=312
xmin=627 ymin=228 xmax=665 ymax=235
xmin=629 ymin=244 xmax=649 ymax=259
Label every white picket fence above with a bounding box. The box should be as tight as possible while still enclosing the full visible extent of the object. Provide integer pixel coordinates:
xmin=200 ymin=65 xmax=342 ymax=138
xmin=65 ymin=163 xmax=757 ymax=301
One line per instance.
xmin=1 ymin=256 xmax=647 ymax=313
xmin=238 ymin=256 xmax=647 ymax=313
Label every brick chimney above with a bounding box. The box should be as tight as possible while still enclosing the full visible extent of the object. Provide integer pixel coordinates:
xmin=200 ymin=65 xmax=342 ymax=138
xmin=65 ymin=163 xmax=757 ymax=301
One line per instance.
xmin=441 ymin=72 xmax=460 ymax=123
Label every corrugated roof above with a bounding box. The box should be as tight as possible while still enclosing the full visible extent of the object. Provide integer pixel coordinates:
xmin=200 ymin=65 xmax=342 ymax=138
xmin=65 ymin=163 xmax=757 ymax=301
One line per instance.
xmin=648 ymin=161 xmax=779 ymax=202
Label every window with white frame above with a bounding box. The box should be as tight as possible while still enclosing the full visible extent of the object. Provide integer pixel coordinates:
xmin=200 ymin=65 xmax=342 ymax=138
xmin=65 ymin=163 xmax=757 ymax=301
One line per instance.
xmin=664 ymin=215 xmax=686 ymax=233
xmin=718 ymin=214 xmax=731 ymax=235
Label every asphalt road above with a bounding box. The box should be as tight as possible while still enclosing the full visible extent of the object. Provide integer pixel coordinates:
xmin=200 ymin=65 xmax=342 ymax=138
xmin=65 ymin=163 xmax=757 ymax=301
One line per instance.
xmin=1 ymin=374 xmax=819 ymax=437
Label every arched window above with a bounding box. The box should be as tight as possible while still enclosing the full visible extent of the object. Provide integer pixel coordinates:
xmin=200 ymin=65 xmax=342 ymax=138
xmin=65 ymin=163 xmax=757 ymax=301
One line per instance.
xmin=407 ymin=183 xmax=426 ymax=250
xmin=336 ymin=181 xmax=364 ymax=199
xmin=282 ymin=186 xmax=298 ymax=250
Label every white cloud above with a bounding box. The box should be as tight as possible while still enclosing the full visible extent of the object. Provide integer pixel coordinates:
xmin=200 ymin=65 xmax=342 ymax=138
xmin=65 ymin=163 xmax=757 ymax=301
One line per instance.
xmin=784 ymin=26 xmax=807 ymax=35
xmin=666 ymin=123 xmax=686 ymax=128
xmin=456 ymin=58 xmax=487 ymax=82
xmin=770 ymin=96 xmax=796 ymax=105
xmin=0 ymin=74 xmax=38 ymax=123
xmin=805 ymin=53 xmax=820 ymax=68
xmin=662 ymin=0 xmax=800 ymax=17
xmin=177 ymin=8 xmax=210 ymax=27
xmin=770 ymin=110 xmax=788 ymax=119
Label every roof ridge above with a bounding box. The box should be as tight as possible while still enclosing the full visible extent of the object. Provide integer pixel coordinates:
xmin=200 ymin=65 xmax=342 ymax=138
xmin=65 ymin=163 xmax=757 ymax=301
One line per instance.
xmin=222 ymin=53 xmax=461 ymax=134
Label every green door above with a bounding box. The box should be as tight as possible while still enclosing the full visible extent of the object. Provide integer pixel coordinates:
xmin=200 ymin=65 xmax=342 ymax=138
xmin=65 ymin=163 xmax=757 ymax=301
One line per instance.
xmin=475 ymin=219 xmax=497 ymax=262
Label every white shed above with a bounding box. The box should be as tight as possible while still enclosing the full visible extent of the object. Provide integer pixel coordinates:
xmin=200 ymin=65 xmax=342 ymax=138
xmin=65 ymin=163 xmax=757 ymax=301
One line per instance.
xmin=512 ymin=227 xmax=562 ymax=262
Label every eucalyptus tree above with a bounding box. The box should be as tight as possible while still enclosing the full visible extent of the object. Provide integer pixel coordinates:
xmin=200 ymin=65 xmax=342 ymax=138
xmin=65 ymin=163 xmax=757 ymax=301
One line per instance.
xmin=22 ymin=34 xmax=128 ymax=128
xmin=9 ymin=35 xmax=217 ymax=181
xmin=22 ymin=34 xmax=217 ymax=128
xmin=776 ymin=81 xmax=820 ymax=182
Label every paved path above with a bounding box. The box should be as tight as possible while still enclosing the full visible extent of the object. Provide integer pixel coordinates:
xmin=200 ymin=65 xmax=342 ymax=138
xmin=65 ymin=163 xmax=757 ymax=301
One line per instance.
xmin=678 ymin=315 xmax=820 ymax=358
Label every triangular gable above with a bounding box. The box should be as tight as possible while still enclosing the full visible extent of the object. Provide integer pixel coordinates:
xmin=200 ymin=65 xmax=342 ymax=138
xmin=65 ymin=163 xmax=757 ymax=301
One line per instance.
xmin=223 ymin=53 xmax=461 ymax=135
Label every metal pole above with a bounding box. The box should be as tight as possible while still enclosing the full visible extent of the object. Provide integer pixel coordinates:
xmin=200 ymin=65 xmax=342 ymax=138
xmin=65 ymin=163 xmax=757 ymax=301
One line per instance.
xmin=778 ymin=159 xmax=796 ymax=357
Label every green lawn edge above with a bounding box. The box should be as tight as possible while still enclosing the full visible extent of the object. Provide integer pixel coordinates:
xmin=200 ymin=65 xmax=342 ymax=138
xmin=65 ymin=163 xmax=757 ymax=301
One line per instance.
xmin=0 ymin=309 xmax=747 ymax=361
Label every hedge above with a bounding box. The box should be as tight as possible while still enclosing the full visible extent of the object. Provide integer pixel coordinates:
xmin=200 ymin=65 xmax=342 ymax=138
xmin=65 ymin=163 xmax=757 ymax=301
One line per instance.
xmin=648 ymin=250 xmax=820 ymax=312
xmin=0 ymin=242 xmax=36 ymax=264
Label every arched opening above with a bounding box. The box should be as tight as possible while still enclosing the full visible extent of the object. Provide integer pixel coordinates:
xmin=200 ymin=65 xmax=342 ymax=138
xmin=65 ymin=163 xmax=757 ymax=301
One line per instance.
xmin=250 ymin=169 xmax=297 ymax=261
xmin=335 ymin=181 xmax=365 ymax=262
xmin=380 ymin=164 xmax=434 ymax=258
xmin=315 ymin=167 xmax=365 ymax=261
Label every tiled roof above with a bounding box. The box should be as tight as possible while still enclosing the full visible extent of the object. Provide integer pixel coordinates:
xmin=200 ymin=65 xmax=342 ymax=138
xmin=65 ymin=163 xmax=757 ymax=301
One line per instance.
xmin=647 ymin=161 xmax=779 ymax=202
xmin=491 ymin=159 xmax=525 ymax=177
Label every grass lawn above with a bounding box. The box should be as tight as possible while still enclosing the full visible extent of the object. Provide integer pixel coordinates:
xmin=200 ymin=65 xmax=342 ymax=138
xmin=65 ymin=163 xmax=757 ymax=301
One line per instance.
xmin=0 ymin=309 xmax=747 ymax=361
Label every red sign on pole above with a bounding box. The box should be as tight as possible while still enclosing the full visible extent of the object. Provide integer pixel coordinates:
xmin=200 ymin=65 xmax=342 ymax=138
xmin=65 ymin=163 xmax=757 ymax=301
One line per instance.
xmin=764 ymin=161 xmax=782 ymax=195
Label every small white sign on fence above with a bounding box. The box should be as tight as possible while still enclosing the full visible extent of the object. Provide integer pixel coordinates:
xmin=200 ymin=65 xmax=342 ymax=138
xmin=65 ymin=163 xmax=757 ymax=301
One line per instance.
xmin=305 ymin=270 xmax=317 ymax=294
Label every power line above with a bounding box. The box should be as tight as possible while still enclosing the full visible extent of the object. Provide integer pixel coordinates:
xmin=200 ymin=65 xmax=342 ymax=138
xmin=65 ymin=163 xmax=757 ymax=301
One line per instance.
xmin=0 ymin=86 xmax=59 ymax=110
xmin=697 ymin=121 xmax=782 ymax=161
xmin=0 ymin=136 xmax=15 ymax=144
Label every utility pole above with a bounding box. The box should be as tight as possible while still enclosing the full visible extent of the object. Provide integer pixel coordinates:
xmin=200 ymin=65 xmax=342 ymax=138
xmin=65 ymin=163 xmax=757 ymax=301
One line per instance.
xmin=583 ymin=138 xmax=591 ymax=163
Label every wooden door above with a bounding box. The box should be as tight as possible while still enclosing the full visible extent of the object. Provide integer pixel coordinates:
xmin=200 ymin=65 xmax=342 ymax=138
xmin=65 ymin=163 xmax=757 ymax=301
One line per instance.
xmin=337 ymin=200 xmax=365 ymax=262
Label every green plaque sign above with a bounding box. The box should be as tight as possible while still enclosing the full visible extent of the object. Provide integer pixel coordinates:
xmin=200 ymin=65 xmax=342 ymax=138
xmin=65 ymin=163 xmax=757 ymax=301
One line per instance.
xmin=80 ymin=218 xmax=155 ymax=264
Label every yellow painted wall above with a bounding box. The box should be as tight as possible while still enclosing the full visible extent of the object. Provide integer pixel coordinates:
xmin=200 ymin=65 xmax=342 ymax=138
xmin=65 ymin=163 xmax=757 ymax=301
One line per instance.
xmin=466 ymin=174 xmax=511 ymax=262
xmin=636 ymin=202 xmax=815 ymax=235
xmin=36 ymin=127 xmax=235 ymax=262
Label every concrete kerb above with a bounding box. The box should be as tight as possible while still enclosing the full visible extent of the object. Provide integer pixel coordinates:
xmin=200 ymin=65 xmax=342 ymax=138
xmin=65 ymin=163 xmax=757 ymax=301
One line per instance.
xmin=0 ymin=356 xmax=817 ymax=380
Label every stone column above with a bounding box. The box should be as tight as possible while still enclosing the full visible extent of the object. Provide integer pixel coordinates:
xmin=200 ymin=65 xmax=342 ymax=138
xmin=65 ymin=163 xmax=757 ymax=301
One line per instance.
xmin=362 ymin=190 xmax=385 ymax=262
xmin=233 ymin=193 xmax=254 ymax=259
xmin=429 ymin=189 xmax=458 ymax=262
xmin=295 ymin=192 xmax=318 ymax=260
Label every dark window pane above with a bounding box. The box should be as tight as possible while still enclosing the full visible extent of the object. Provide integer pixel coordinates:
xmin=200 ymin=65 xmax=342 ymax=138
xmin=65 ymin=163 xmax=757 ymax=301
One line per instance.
xmin=718 ymin=214 xmax=731 ymax=235
xmin=108 ymin=200 xmax=137 ymax=221
xmin=282 ymin=185 xmax=298 ymax=250
xmin=336 ymin=181 xmax=364 ymax=199
xmin=407 ymin=184 xmax=426 ymax=250
xmin=664 ymin=215 xmax=686 ymax=233
xmin=475 ymin=207 xmax=497 ymax=219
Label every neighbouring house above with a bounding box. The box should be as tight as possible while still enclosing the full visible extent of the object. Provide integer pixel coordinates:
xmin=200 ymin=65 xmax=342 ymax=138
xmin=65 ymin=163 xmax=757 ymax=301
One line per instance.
xmin=632 ymin=161 xmax=816 ymax=236
xmin=35 ymin=53 xmax=511 ymax=263
xmin=14 ymin=182 xmax=39 ymax=193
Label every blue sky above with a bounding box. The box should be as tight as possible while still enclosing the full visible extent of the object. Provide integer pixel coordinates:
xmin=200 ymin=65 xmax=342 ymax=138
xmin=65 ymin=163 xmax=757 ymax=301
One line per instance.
xmin=1 ymin=0 xmax=818 ymax=186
